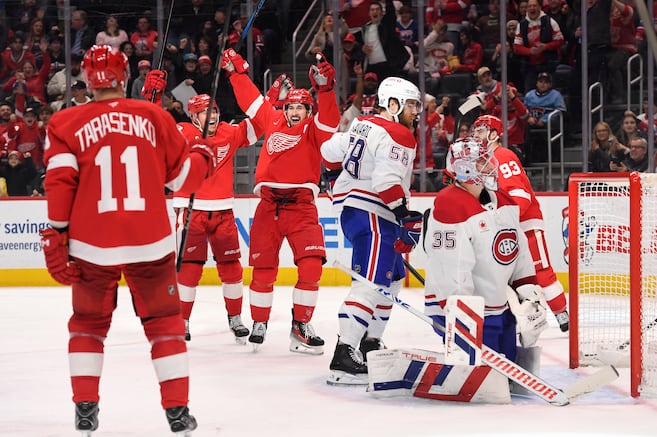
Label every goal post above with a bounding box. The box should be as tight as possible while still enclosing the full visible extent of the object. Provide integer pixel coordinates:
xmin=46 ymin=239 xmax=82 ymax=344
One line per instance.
xmin=568 ymin=172 xmax=657 ymax=398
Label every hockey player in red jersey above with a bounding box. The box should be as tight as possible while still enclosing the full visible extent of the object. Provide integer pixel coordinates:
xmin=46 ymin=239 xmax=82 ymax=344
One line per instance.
xmin=220 ymin=48 xmax=340 ymax=354
xmin=470 ymin=114 xmax=569 ymax=331
xmin=321 ymin=76 xmax=423 ymax=385
xmin=39 ymin=45 xmax=222 ymax=436
xmin=172 ymin=94 xmax=261 ymax=343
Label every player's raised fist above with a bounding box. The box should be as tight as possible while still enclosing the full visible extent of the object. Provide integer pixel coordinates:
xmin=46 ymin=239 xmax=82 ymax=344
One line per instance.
xmin=221 ymin=49 xmax=249 ymax=76
xmin=266 ymin=73 xmax=294 ymax=106
xmin=141 ymin=69 xmax=168 ymax=103
xmin=309 ymin=53 xmax=335 ymax=93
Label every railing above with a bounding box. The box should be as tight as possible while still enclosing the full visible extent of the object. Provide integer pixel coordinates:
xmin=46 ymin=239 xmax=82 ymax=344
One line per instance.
xmin=545 ymin=109 xmax=565 ymax=191
xmin=263 ymin=68 xmax=272 ymax=94
xmin=588 ymin=81 xmax=604 ymax=135
xmin=291 ymin=0 xmax=324 ymax=84
xmin=627 ymin=53 xmax=643 ymax=113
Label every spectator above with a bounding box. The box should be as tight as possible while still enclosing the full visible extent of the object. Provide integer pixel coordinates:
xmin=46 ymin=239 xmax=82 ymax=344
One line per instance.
xmin=513 ymin=0 xmax=564 ymax=93
xmin=358 ymin=0 xmax=410 ymax=80
xmin=588 ymin=121 xmax=618 ymax=172
xmin=545 ymin=0 xmax=576 ymax=48
xmin=46 ymin=34 xmax=66 ymax=81
xmin=423 ymin=19 xmax=454 ymax=96
xmin=340 ymin=32 xmax=365 ymax=99
xmin=11 ymin=0 xmax=44 ymax=34
xmin=474 ymin=65 xmax=501 ymax=105
xmin=0 ymin=33 xmax=36 ymax=85
xmin=338 ymin=62 xmax=364 ymax=132
xmin=476 ymin=0 xmax=502 ymax=61
xmin=584 ymin=0 xmax=612 ymax=88
xmin=426 ymin=0 xmax=469 ymax=52
xmin=119 ymin=41 xmax=139 ymax=94
xmin=452 ymin=25 xmax=483 ymax=74
xmin=177 ymin=52 xmax=200 ymax=87
xmin=347 ymin=71 xmax=378 ymax=116
xmin=192 ymin=55 xmax=214 ymax=95
xmin=395 ymin=5 xmax=419 ymax=54
xmin=25 ymin=17 xmax=48 ymax=68
xmin=70 ymin=10 xmax=95 ymax=57
xmin=637 ymin=97 xmax=657 ymax=138
xmin=0 ymin=150 xmax=36 ymax=196
xmin=524 ymin=72 xmax=566 ymax=127
xmin=227 ymin=15 xmax=265 ymax=84
xmin=616 ymin=110 xmax=643 ymax=146
xmin=194 ymin=35 xmax=216 ymax=61
xmin=612 ymin=136 xmax=648 ymax=172
xmin=174 ymin=0 xmax=213 ymax=42
xmin=7 ymin=106 xmax=43 ymax=175
xmin=306 ymin=12 xmax=347 ymax=64
xmin=51 ymin=80 xmax=91 ymax=111
xmin=168 ymin=98 xmax=191 ymax=123
xmin=485 ymin=82 xmax=529 ymax=163
xmin=516 ymin=0 xmax=529 ymax=20
xmin=3 ymin=48 xmax=50 ymax=106
xmin=130 ymin=59 xmax=151 ymax=100
xmin=0 ymin=102 xmax=13 ymax=161
xmin=95 ymin=15 xmax=129 ymax=50
xmin=491 ymin=19 xmax=524 ymax=86
xmin=46 ymin=53 xmax=84 ymax=104
xmin=130 ymin=16 xmax=158 ymax=61
xmin=607 ymin=0 xmax=638 ymax=103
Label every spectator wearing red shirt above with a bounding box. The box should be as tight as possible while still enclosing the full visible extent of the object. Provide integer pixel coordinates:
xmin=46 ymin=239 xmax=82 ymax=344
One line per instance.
xmin=7 ymin=107 xmax=44 ymax=172
xmin=452 ymin=26 xmax=483 ymax=74
xmin=0 ymin=34 xmax=36 ymax=84
xmin=130 ymin=16 xmax=159 ymax=61
xmin=3 ymin=46 xmax=51 ymax=104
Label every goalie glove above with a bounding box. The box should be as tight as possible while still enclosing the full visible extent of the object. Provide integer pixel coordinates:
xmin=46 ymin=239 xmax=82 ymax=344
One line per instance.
xmin=393 ymin=211 xmax=423 ymax=254
xmin=309 ymin=53 xmax=336 ymax=93
xmin=507 ymin=285 xmax=548 ymax=348
xmin=221 ymin=48 xmax=249 ymax=77
xmin=266 ymin=73 xmax=294 ymax=108
xmin=141 ymin=69 xmax=168 ymax=104
xmin=40 ymin=227 xmax=81 ymax=285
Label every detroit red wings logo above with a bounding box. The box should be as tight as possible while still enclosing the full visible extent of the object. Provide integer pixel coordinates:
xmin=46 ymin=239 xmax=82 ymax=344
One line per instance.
xmin=266 ymin=132 xmax=301 ymax=155
xmin=215 ymin=145 xmax=230 ymax=163
xmin=492 ymin=229 xmax=519 ymax=265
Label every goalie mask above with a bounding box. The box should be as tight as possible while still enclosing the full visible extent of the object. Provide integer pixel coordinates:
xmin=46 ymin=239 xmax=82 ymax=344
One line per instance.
xmin=83 ymin=45 xmax=128 ymax=91
xmin=472 ymin=115 xmax=503 ymax=147
xmin=188 ymin=94 xmax=219 ymax=132
xmin=447 ymin=137 xmax=499 ymax=191
xmin=377 ymin=77 xmax=422 ymax=122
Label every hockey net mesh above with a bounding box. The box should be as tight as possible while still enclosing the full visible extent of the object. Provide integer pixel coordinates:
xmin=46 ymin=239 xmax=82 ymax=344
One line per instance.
xmin=572 ymin=174 xmax=657 ymax=396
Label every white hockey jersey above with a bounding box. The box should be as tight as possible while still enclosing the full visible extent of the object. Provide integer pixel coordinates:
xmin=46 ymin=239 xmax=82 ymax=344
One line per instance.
xmin=321 ymin=114 xmax=417 ymax=224
xmin=423 ymin=184 xmax=537 ymax=317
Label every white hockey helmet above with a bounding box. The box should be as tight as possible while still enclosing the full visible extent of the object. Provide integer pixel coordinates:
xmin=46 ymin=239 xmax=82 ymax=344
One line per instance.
xmin=377 ymin=76 xmax=422 ymax=120
xmin=447 ymin=136 xmax=499 ymax=191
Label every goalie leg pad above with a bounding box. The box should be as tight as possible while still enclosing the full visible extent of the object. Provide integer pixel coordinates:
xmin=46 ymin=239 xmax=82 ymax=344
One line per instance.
xmin=367 ymin=349 xmax=510 ymax=404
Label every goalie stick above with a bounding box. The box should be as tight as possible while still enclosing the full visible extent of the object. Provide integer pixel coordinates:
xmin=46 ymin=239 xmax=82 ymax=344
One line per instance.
xmin=334 ymin=260 xmax=619 ymax=406
xmin=618 ymin=316 xmax=657 ymax=351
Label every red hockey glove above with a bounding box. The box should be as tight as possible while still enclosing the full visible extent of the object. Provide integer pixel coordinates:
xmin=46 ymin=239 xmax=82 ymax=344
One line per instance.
xmin=141 ymin=69 xmax=168 ymax=104
xmin=393 ymin=211 xmax=423 ymax=254
xmin=189 ymin=141 xmax=217 ymax=176
xmin=309 ymin=53 xmax=335 ymax=93
xmin=221 ymin=49 xmax=249 ymax=77
xmin=40 ymin=227 xmax=81 ymax=285
xmin=265 ymin=73 xmax=294 ymax=108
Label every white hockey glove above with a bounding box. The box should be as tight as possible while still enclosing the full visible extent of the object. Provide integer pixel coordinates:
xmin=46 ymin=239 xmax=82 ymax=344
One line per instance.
xmin=507 ymin=285 xmax=548 ymax=348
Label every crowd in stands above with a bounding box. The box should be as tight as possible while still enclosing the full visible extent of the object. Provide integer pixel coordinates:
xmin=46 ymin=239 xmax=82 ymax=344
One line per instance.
xmin=1 ymin=0 xmax=656 ymax=197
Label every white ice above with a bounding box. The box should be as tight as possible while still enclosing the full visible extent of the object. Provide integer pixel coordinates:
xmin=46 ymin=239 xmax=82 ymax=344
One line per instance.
xmin=1 ymin=286 xmax=655 ymax=436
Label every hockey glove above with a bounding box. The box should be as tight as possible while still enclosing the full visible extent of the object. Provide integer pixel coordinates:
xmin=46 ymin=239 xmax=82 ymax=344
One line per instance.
xmin=188 ymin=141 xmax=217 ymax=176
xmin=322 ymin=167 xmax=342 ymax=195
xmin=309 ymin=53 xmax=336 ymax=93
xmin=509 ymin=285 xmax=548 ymax=348
xmin=393 ymin=211 xmax=423 ymax=253
xmin=221 ymin=49 xmax=249 ymax=77
xmin=40 ymin=227 xmax=81 ymax=285
xmin=265 ymin=73 xmax=294 ymax=108
xmin=141 ymin=69 xmax=168 ymax=104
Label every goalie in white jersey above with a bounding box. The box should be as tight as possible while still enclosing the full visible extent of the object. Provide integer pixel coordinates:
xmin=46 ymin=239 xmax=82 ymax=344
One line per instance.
xmin=321 ymin=77 xmax=423 ymax=385
xmin=423 ymin=137 xmax=547 ymax=363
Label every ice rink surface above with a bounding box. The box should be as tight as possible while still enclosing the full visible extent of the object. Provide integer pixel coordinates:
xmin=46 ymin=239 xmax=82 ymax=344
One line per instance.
xmin=2 ymin=285 xmax=656 ymax=436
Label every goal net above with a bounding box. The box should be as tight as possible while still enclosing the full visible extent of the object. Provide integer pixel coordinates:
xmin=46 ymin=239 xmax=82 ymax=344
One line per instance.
xmin=568 ymin=172 xmax=657 ymax=398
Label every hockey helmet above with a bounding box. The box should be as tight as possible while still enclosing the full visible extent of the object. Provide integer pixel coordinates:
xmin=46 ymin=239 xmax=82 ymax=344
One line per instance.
xmin=83 ymin=45 xmax=128 ymax=90
xmin=284 ymin=88 xmax=314 ymax=112
xmin=447 ymin=136 xmax=498 ymax=191
xmin=187 ymin=94 xmax=219 ymax=115
xmin=472 ymin=114 xmax=504 ymax=145
xmin=377 ymin=76 xmax=422 ymax=119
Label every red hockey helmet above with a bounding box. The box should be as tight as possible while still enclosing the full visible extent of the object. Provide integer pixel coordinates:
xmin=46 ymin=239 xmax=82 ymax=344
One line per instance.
xmin=472 ymin=114 xmax=504 ymax=145
xmin=284 ymin=88 xmax=313 ymax=112
xmin=187 ymin=94 xmax=219 ymax=115
xmin=82 ymin=45 xmax=128 ymax=90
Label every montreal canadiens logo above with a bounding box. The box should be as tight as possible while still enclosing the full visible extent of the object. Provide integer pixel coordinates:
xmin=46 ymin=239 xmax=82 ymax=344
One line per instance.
xmin=492 ymin=228 xmax=519 ymax=265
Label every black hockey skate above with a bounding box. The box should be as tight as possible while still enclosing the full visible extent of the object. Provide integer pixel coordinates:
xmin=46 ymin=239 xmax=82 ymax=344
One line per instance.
xmin=555 ymin=311 xmax=569 ymax=332
xmin=290 ymin=310 xmax=324 ymax=355
xmin=166 ymin=406 xmax=197 ymax=436
xmin=228 ymin=315 xmax=250 ymax=344
xmin=75 ymin=401 xmax=99 ymax=436
xmin=359 ymin=334 xmax=384 ymax=362
xmin=248 ymin=321 xmax=268 ymax=351
xmin=184 ymin=319 xmax=191 ymax=341
xmin=327 ymin=342 xmax=368 ymax=386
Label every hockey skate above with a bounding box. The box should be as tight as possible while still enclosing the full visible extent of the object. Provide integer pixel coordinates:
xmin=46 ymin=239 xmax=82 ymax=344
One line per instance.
xmin=184 ymin=319 xmax=191 ymax=341
xmin=359 ymin=335 xmax=385 ymax=362
xmin=166 ymin=406 xmax=197 ymax=436
xmin=555 ymin=311 xmax=569 ymax=332
xmin=248 ymin=321 xmax=268 ymax=351
xmin=327 ymin=342 xmax=368 ymax=386
xmin=228 ymin=315 xmax=250 ymax=344
xmin=75 ymin=401 xmax=99 ymax=436
xmin=290 ymin=312 xmax=325 ymax=355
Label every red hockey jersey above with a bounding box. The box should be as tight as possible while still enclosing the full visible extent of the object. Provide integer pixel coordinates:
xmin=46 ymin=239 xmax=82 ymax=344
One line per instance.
xmin=229 ymin=73 xmax=340 ymax=196
xmin=44 ymin=98 xmax=207 ymax=265
xmin=173 ymin=119 xmax=260 ymax=210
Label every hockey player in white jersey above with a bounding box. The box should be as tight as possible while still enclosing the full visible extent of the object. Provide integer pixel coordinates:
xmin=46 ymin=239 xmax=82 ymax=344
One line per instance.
xmin=424 ymin=137 xmax=547 ymax=363
xmin=321 ymin=76 xmax=423 ymax=385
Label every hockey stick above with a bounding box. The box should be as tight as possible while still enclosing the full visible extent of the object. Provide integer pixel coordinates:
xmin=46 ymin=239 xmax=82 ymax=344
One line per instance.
xmin=618 ymin=316 xmax=657 ymax=351
xmin=151 ymin=0 xmax=175 ymax=104
xmin=240 ymin=0 xmax=267 ymax=44
xmin=334 ymin=260 xmax=619 ymax=406
xmin=402 ymin=258 xmax=424 ymax=285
